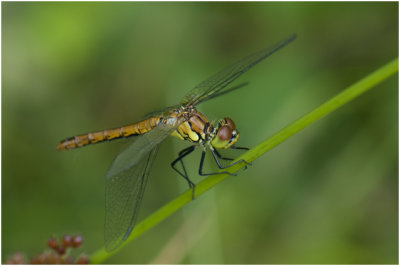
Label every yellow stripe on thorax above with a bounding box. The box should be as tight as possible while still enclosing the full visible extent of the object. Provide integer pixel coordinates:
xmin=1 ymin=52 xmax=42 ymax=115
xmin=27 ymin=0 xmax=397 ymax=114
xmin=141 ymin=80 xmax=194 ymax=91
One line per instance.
xmin=171 ymin=111 xmax=210 ymax=143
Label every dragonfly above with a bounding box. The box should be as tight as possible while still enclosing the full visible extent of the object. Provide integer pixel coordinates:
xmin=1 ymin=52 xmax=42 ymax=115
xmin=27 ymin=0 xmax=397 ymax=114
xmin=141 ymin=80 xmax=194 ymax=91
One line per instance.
xmin=57 ymin=34 xmax=296 ymax=252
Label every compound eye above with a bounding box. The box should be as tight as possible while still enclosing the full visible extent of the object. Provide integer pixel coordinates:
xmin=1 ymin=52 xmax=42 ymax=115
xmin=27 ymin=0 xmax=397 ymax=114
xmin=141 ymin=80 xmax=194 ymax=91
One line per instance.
xmin=218 ymin=126 xmax=232 ymax=141
xmin=225 ymin=118 xmax=236 ymax=130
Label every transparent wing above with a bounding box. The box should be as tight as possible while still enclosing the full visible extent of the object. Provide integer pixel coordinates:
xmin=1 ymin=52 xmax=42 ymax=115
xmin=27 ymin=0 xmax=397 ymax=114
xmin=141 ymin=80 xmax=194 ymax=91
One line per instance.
xmin=196 ymin=82 xmax=249 ymax=103
xmin=104 ymin=121 xmax=181 ymax=251
xmin=142 ymin=105 xmax=181 ymax=120
xmin=181 ymin=34 xmax=296 ymax=106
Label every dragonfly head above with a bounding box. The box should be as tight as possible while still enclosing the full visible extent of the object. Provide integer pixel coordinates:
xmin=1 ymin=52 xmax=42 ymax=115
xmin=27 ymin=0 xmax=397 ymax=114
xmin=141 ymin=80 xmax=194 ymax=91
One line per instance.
xmin=211 ymin=118 xmax=239 ymax=149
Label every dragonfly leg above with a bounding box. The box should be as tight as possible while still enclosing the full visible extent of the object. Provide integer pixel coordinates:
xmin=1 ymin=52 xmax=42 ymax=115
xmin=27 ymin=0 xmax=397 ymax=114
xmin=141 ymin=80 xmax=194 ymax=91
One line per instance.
xmin=231 ymin=145 xmax=250 ymax=151
xmin=171 ymin=145 xmax=196 ymax=199
xmin=199 ymin=148 xmax=237 ymax=177
xmin=229 ymin=145 xmax=252 ymax=169
xmin=213 ymin=149 xmax=234 ymax=161
xmin=210 ymin=146 xmax=252 ymax=170
xmin=214 ymin=147 xmax=252 ymax=169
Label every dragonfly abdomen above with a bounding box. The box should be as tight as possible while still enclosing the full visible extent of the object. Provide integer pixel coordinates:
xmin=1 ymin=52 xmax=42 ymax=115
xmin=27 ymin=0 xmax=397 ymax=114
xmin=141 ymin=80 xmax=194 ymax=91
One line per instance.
xmin=57 ymin=116 xmax=162 ymax=150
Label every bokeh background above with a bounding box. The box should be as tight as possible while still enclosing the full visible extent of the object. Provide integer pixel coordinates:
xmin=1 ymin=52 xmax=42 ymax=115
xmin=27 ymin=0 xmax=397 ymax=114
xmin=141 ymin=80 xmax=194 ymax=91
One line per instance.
xmin=2 ymin=2 xmax=398 ymax=264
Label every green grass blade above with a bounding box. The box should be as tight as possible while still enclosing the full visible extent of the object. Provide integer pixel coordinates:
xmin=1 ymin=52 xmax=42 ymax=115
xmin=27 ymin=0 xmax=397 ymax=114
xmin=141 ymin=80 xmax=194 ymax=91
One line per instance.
xmin=90 ymin=58 xmax=398 ymax=264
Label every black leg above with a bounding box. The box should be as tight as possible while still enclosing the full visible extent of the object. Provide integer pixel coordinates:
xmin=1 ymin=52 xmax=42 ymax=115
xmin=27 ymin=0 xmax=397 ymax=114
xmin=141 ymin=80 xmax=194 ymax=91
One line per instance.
xmin=211 ymin=147 xmax=250 ymax=169
xmin=229 ymin=145 xmax=252 ymax=169
xmin=213 ymin=149 xmax=234 ymax=161
xmin=214 ymin=146 xmax=252 ymax=169
xmin=214 ymin=145 xmax=251 ymax=161
xmin=171 ymin=145 xmax=196 ymax=199
xmin=198 ymin=148 xmax=237 ymax=177
xmin=178 ymin=146 xmax=194 ymax=178
xmin=231 ymin=145 xmax=250 ymax=150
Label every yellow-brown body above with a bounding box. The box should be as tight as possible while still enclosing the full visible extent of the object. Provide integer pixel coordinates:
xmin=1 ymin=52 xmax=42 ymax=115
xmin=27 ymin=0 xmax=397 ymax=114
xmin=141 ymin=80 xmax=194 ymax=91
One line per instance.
xmin=57 ymin=107 xmax=238 ymax=151
xmin=57 ymin=116 xmax=162 ymax=150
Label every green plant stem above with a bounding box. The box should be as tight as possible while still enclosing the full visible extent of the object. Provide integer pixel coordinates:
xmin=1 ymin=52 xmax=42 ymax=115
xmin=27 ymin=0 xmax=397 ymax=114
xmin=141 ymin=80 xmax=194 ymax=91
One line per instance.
xmin=90 ymin=58 xmax=398 ymax=264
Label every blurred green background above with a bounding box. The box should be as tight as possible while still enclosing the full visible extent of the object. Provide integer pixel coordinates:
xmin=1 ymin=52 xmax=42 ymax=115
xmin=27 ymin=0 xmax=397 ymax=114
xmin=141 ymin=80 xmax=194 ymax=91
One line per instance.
xmin=2 ymin=2 xmax=398 ymax=264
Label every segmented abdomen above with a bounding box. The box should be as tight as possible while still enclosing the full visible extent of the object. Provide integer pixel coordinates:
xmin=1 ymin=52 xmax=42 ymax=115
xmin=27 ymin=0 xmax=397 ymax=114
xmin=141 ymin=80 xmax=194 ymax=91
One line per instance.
xmin=57 ymin=116 xmax=162 ymax=150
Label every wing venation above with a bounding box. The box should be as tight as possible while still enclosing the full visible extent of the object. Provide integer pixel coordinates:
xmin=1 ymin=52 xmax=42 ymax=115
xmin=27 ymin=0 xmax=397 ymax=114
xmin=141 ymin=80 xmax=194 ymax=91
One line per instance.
xmin=104 ymin=121 xmax=181 ymax=251
xmin=181 ymin=34 xmax=296 ymax=106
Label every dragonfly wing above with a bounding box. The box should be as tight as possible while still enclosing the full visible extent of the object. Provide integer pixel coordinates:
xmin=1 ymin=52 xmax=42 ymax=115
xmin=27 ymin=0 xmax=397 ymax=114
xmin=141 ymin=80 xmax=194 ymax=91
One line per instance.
xmin=104 ymin=122 xmax=180 ymax=251
xmin=181 ymin=34 xmax=296 ymax=106
xmin=142 ymin=104 xmax=181 ymax=120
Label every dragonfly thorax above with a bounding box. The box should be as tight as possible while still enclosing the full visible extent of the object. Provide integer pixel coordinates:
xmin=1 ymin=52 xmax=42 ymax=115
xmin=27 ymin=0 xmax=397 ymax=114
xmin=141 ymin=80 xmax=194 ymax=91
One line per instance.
xmin=171 ymin=108 xmax=211 ymax=144
xmin=171 ymin=107 xmax=239 ymax=149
